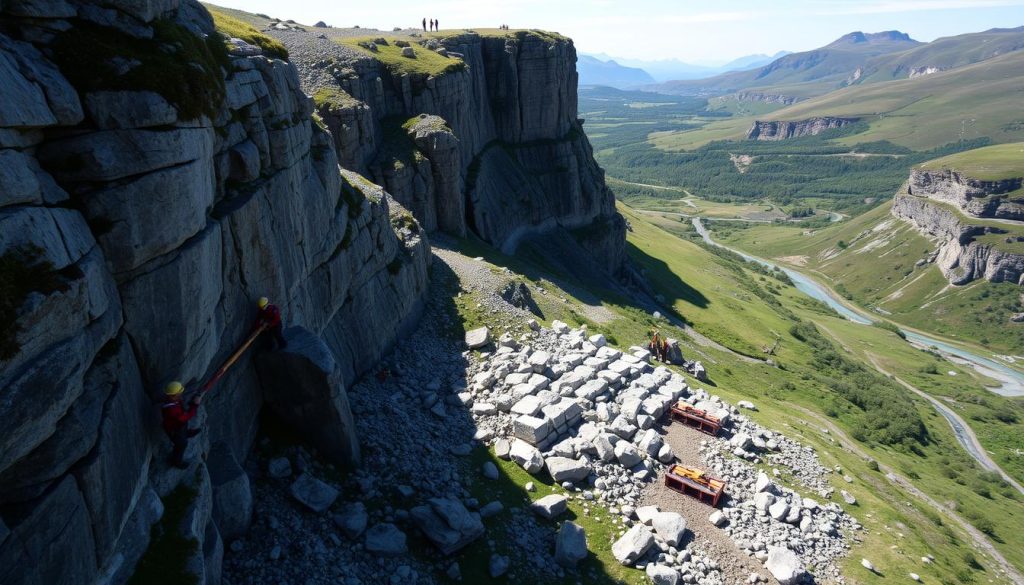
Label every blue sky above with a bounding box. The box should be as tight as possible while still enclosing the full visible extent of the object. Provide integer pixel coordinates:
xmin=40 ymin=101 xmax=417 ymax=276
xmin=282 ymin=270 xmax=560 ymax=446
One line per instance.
xmin=209 ymin=0 xmax=1024 ymax=63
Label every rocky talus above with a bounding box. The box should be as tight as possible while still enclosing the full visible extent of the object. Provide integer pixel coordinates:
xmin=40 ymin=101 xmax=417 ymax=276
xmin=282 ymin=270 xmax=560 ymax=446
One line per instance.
xmin=272 ymin=28 xmax=627 ymax=267
xmin=893 ymin=173 xmax=1024 ymax=285
xmin=908 ymin=169 xmax=1024 ymax=221
xmin=746 ymin=117 xmax=859 ymax=141
xmin=0 ymin=1 xmax=430 ymax=582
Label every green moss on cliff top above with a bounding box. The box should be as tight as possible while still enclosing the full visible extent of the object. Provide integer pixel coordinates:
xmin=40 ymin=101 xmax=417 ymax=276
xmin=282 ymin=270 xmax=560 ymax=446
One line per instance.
xmin=50 ymin=20 xmax=228 ymax=121
xmin=312 ymin=87 xmax=361 ymax=112
xmin=917 ymin=142 xmax=1024 ymax=182
xmin=207 ymin=5 xmax=289 ymax=60
xmin=340 ymin=37 xmax=466 ymax=76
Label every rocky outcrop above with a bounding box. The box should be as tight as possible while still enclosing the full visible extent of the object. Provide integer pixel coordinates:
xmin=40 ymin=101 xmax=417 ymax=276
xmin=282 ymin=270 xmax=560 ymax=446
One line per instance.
xmin=746 ymin=117 xmax=859 ymax=141
xmin=292 ymin=30 xmax=626 ymax=266
xmin=893 ymin=194 xmax=1024 ymax=285
xmin=733 ymin=92 xmax=801 ymax=105
xmin=0 ymin=2 xmax=428 ymax=583
xmin=908 ymin=169 xmax=1024 ymax=221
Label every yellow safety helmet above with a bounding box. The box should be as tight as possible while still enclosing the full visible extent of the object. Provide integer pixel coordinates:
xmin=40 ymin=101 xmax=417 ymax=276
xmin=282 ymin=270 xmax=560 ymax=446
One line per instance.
xmin=258 ymin=297 xmax=270 ymax=309
xmin=165 ymin=381 xmax=184 ymax=396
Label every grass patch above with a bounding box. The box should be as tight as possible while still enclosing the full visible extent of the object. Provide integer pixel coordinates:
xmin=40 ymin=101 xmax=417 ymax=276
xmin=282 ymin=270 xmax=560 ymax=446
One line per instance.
xmin=313 ymin=87 xmax=361 ymax=112
xmin=340 ymin=37 xmax=466 ymax=76
xmin=50 ymin=19 xmax=228 ymax=121
xmin=207 ymin=5 xmax=288 ymax=60
xmin=916 ymin=142 xmax=1024 ymax=181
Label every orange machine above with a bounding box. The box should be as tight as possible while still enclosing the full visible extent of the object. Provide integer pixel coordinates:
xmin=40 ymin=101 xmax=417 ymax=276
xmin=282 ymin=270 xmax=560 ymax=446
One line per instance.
xmin=664 ymin=464 xmax=727 ymax=507
xmin=669 ymin=403 xmax=722 ymax=435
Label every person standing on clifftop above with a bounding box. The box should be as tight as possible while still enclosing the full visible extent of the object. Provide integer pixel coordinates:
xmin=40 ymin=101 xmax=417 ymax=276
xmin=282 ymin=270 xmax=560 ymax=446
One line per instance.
xmin=161 ymin=381 xmax=201 ymax=469
xmin=435 ymin=18 xmax=440 ymax=30
xmin=429 ymin=18 xmax=434 ymax=31
xmin=422 ymin=17 xmax=426 ymax=31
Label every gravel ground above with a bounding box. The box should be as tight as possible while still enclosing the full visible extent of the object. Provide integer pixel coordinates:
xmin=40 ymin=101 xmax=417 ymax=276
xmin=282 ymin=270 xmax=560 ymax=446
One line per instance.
xmin=640 ymin=424 xmax=778 ymax=585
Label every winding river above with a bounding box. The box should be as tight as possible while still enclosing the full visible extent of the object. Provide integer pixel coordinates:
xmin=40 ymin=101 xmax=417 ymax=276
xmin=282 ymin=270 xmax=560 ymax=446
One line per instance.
xmin=691 ymin=218 xmax=1024 ymax=397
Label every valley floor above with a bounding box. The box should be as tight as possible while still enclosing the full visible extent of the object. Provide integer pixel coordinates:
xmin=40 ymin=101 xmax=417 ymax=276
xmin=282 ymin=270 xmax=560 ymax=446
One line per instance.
xmin=222 ymin=222 xmax=1023 ymax=585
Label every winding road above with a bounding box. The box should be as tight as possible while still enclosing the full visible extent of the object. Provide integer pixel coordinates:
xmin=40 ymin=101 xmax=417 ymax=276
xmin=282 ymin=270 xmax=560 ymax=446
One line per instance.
xmin=790 ymin=404 xmax=1024 ymax=585
xmin=865 ymin=355 xmax=1024 ymax=496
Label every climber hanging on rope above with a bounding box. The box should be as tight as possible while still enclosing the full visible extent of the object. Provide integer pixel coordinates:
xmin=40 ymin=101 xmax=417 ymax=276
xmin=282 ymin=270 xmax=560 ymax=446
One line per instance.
xmin=161 ymin=381 xmax=202 ymax=469
xmin=254 ymin=296 xmax=287 ymax=350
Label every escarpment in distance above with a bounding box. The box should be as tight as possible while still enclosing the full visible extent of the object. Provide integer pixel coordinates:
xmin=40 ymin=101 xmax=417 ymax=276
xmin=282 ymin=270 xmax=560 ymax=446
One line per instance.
xmin=893 ymin=168 xmax=1024 ymax=286
xmin=746 ymin=116 xmax=859 ymax=141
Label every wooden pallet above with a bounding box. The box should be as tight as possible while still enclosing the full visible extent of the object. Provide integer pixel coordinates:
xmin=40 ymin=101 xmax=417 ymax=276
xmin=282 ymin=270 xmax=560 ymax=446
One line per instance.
xmin=669 ymin=403 xmax=722 ymax=435
xmin=664 ymin=464 xmax=726 ymax=507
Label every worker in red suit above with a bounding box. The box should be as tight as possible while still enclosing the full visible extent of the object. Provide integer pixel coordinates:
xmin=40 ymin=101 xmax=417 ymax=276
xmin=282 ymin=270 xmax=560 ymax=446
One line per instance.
xmin=161 ymin=381 xmax=201 ymax=469
xmin=255 ymin=296 xmax=287 ymax=350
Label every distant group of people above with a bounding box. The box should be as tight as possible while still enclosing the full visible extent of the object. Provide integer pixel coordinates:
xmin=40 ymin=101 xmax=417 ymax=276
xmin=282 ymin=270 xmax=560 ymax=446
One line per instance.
xmin=422 ymin=17 xmax=440 ymax=31
xmin=498 ymin=24 xmax=510 ymax=30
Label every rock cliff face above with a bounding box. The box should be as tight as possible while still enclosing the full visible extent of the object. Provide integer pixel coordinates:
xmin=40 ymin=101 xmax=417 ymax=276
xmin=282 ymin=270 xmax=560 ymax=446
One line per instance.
xmin=0 ymin=1 xmax=429 ymax=583
xmin=733 ymin=92 xmax=801 ymax=105
xmin=746 ymin=117 xmax=859 ymax=141
xmin=0 ymin=3 xmax=627 ymax=583
xmin=908 ymin=169 xmax=1024 ymax=221
xmin=892 ymin=193 xmax=1024 ymax=285
xmin=290 ymin=31 xmax=626 ymax=263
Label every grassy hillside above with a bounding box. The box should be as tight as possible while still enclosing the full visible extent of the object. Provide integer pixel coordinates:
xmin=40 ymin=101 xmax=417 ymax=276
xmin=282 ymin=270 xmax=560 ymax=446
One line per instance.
xmin=713 ymin=202 xmax=1024 ymax=354
xmin=651 ymin=50 xmax=1024 ymax=151
xmin=918 ymin=142 xmax=1024 ymax=180
xmin=650 ymin=31 xmax=920 ymax=98
xmin=859 ymin=26 xmax=1024 ymax=84
xmin=450 ymin=204 xmax=1024 ymax=583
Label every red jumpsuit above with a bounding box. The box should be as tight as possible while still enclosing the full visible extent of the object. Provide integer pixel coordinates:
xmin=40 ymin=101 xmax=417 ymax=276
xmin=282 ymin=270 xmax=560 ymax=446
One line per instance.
xmin=161 ymin=399 xmax=199 ymax=467
xmin=256 ymin=304 xmax=287 ymax=349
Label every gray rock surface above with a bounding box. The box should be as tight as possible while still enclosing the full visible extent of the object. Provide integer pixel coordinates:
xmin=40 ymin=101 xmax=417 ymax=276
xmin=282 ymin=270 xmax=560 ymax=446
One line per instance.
xmin=257 ymin=327 xmax=361 ymax=468
xmin=765 ymin=547 xmax=806 ymax=584
xmin=288 ymin=473 xmax=339 ymax=514
xmin=531 ymin=494 xmax=568 ymax=519
xmin=612 ymin=523 xmax=655 ymax=565
xmin=333 ymin=502 xmax=369 ymax=539
xmin=364 ymin=523 xmax=408 ymax=556
xmin=410 ymin=497 xmax=485 ymax=555
xmin=554 ymin=521 xmax=588 ymax=567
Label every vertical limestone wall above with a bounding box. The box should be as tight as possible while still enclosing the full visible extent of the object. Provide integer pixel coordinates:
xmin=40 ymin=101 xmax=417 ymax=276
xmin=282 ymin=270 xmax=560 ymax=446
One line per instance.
xmin=0 ymin=1 xmax=429 ymax=583
xmin=307 ymin=31 xmax=627 ymax=268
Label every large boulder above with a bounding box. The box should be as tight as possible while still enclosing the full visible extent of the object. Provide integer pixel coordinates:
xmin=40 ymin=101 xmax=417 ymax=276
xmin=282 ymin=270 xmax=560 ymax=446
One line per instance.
xmin=554 ymin=521 xmax=587 ymax=567
xmin=530 ymin=494 xmax=568 ymax=520
xmin=208 ymin=441 xmax=253 ymax=541
xmin=289 ymin=473 xmax=339 ymax=514
xmin=545 ymin=457 xmax=590 ymax=483
xmin=765 ymin=547 xmax=806 ymax=585
xmin=364 ymin=523 xmax=407 ymax=556
xmin=611 ymin=523 xmax=654 ymax=566
xmin=256 ymin=327 xmax=360 ymax=467
xmin=410 ymin=497 xmax=485 ymax=555
xmin=509 ymin=439 xmax=544 ymax=473
xmin=651 ymin=512 xmax=687 ymax=547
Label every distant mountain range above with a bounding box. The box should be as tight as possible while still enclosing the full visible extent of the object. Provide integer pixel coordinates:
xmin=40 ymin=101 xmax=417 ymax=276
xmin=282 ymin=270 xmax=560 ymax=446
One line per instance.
xmin=576 ymin=55 xmax=654 ymax=88
xmin=645 ymin=27 xmax=1024 ymax=99
xmin=578 ymin=51 xmax=792 ymax=85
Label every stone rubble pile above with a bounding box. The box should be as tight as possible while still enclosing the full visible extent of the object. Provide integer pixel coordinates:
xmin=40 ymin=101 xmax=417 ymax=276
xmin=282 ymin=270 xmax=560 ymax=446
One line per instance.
xmin=466 ymin=320 xmax=859 ymax=585
xmin=699 ymin=425 xmax=861 ymax=583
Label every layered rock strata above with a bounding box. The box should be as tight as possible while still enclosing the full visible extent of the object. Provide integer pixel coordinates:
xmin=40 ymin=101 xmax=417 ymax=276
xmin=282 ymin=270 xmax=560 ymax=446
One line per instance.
xmin=281 ymin=29 xmax=627 ymax=265
xmin=0 ymin=2 xmax=428 ymax=583
xmin=893 ymin=193 xmax=1024 ymax=285
xmin=746 ymin=117 xmax=859 ymax=141
xmin=908 ymin=169 xmax=1024 ymax=221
